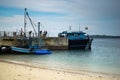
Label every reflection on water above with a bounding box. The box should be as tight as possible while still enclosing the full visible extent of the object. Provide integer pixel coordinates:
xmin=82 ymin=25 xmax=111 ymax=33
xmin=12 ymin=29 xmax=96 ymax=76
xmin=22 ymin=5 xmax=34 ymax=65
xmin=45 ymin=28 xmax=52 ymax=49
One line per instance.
xmin=0 ymin=38 xmax=120 ymax=75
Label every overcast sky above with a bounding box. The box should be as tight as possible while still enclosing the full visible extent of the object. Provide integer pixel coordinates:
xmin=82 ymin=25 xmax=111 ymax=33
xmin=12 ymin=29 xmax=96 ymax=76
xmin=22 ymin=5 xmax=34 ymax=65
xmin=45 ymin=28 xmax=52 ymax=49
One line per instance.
xmin=0 ymin=0 xmax=120 ymax=36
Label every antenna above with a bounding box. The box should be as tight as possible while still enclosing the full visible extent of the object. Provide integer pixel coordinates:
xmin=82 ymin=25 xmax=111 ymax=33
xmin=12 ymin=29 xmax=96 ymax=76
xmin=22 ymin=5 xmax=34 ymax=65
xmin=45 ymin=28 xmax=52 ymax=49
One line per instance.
xmin=79 ymin=24 xmax=80 ymax=32
xmin=38 ymin=22 xmax=40 ymax=37
xmin=69 ymin=25 xmax=72 ymax=32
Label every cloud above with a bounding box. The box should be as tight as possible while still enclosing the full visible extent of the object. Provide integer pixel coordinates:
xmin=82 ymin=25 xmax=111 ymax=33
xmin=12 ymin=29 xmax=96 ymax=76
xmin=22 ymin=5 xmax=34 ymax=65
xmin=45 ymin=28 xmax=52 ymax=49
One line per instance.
xmin=0 ymin=0 xmax=120 ymax=36
xmin=0 ymin=0 xmax=67 ymax=13
xmin=0 ymin=15 xmax=24 ymax=31
xmin=66 ymin=0 xmax=120 ymax=20
xmin=0 ymin=0 xmax=120 ymax=19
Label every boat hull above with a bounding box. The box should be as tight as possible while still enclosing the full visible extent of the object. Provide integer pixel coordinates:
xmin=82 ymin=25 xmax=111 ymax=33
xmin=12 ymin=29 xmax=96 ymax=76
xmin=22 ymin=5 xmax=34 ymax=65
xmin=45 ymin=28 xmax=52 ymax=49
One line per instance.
xmin=68 ymin=39 xmax=92 ymax=49
xmin=11 ymin=46 xmax=51 ymax=55
xmin=33 ymin=49 xmax=51 ymax=55
xmin=11 ymin=46 xmax=33 ymax=54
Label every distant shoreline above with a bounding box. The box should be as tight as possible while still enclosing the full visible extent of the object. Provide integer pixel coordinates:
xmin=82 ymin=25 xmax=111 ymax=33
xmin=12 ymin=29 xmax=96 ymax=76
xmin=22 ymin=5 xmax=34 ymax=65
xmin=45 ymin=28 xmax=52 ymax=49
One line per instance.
xmin=90 ymin=35 xmax=120 ymax=38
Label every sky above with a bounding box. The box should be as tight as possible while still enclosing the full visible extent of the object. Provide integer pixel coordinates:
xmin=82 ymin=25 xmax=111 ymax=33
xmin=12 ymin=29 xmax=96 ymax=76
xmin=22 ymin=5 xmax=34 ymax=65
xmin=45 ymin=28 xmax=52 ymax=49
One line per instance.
xmin=0 ymin=0 xmax=120 ymax=36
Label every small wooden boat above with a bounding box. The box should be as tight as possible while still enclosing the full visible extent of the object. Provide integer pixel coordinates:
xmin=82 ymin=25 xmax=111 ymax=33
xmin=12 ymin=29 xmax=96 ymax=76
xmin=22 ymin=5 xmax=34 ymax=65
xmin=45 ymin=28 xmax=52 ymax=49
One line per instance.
xmin=11 ymin=46 xmax=51 ymax=55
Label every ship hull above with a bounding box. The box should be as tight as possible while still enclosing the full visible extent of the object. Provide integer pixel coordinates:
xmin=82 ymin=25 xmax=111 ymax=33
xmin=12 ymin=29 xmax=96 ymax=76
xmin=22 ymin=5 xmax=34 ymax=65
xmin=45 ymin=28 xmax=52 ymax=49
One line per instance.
xmin=68 ymin=39 xmax=93 ymax=50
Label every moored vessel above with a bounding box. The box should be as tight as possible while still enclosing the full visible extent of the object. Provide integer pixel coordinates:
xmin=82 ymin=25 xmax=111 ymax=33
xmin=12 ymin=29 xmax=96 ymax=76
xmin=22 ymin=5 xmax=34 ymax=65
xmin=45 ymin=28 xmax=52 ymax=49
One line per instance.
xmin=58 ymin=31 xmax=93 ymax=50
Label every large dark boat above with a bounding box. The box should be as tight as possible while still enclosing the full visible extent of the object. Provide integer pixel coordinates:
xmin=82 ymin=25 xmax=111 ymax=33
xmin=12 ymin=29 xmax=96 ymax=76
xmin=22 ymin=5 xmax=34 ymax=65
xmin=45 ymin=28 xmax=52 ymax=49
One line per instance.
xmin=58 ymin=31 xmax=93 ymax=50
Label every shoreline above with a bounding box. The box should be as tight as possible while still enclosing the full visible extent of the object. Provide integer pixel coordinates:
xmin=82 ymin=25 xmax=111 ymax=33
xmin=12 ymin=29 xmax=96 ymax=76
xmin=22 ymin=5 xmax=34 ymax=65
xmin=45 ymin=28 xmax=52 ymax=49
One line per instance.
xmin=0 ymin=59 xmax=120 ymax=80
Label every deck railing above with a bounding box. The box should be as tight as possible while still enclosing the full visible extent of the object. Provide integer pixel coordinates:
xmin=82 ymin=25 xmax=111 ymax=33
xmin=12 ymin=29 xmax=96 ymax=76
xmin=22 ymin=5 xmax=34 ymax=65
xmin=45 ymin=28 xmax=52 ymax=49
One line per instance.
xmin=0 ymin=31 xmax=48 ymax=40
xmin=0 ymin=31 xmax=37 ymax=38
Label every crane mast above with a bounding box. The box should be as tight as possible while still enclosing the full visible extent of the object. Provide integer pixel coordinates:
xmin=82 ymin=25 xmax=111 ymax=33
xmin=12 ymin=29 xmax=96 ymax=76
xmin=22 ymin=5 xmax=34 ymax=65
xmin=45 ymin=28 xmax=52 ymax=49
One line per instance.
xmin=24 ymin=8 xmax=27 ymax=34
xmin=24 ymin=8 xmax=38 ymax=36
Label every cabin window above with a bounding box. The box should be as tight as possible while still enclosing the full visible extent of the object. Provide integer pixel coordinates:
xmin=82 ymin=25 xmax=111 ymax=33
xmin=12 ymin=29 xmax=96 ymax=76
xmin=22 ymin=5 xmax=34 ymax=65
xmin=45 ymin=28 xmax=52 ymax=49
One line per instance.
xmin=80 ymin=34 xmax=85 ymax=39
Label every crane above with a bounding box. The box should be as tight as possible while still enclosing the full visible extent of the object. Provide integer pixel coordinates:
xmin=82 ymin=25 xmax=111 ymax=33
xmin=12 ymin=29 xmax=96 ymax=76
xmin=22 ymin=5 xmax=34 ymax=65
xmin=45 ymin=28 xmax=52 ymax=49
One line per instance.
xmin=24 ymin=8 xmax=38 ymax=37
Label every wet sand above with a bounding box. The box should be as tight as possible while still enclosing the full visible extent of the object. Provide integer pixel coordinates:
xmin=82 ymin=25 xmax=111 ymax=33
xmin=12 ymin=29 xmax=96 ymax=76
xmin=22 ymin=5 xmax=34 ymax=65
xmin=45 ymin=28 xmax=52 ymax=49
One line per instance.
xmin=0 ymin=60 xmax=120 ymax=80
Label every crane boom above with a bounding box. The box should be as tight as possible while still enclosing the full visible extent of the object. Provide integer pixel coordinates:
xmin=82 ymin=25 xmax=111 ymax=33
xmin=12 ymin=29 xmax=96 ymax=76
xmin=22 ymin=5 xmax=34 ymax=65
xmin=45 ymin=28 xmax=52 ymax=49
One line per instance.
xmin=26 ymin=12 xmax=37 ymax=36
xmin=24 ymin=8 xmax=38 ymax=36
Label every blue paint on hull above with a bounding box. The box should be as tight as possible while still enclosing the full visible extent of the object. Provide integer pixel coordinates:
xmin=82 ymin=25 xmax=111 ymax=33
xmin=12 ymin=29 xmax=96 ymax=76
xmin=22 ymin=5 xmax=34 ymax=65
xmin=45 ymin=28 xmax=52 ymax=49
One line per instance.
xmin=11 ymin=46 xmax=51 ymax=55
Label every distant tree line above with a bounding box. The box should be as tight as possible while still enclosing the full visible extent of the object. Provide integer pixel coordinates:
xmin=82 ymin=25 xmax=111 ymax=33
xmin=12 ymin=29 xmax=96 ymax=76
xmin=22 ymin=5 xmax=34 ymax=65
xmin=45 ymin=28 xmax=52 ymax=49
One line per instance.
xmin=90 ymin=35 xmax=120 ymax=38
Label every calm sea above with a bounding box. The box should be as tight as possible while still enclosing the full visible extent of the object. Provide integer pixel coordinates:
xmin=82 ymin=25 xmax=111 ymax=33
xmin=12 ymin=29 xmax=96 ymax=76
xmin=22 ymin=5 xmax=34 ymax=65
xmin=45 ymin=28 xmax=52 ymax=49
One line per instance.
xmin=0 ymin=38 xmax=120 ymax=75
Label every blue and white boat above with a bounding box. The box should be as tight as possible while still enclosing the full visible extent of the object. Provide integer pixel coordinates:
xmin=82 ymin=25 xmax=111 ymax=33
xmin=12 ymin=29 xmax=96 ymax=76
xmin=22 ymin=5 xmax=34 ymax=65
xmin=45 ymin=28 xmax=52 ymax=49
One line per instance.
xmin=11 ymin=46 xmax=51 ymax=55
xmin=58 ymin=31 xmax=93 ymax=50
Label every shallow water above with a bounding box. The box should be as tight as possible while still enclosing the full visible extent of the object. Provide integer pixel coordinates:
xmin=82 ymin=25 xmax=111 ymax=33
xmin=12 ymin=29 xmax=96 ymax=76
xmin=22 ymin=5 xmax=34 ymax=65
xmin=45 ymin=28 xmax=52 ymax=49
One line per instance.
xmin=0 ymin=38 xmax=120 ymax=75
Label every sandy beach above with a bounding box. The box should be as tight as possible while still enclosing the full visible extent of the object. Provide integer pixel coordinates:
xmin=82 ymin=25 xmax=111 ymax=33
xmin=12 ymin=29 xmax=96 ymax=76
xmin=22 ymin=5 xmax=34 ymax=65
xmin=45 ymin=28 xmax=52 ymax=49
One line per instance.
xmin=0 ymin=59 xmax=120 ymax=80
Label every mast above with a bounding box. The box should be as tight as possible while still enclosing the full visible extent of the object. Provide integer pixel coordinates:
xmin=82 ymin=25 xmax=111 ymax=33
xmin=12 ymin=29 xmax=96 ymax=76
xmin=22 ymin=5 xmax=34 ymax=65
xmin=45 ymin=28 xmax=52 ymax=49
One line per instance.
xmin=24 ymin=8 xmax=27 ymax=34
xmin=69 ymin=25 xmax=72 ymax=32
xmin=38 ymin=22 xmax=41 ymax=48
xmin=38 ymin=22 xmax=40 ymax=37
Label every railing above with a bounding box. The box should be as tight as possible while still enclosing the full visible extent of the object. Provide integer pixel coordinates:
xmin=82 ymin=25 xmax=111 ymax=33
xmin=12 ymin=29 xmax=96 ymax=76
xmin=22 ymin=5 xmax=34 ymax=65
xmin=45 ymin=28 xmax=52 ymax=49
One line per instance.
xmin=0 ymin=31 xmax=48 ymax=39
xmin=0 ymin=31 xmax=37 ymax=38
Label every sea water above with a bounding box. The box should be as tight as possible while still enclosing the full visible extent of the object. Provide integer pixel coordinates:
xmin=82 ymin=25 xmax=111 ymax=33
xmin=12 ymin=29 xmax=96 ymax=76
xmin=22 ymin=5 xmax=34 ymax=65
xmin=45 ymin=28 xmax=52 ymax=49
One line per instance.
xmin=0 ymin=38 xmax=120 ymax=75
